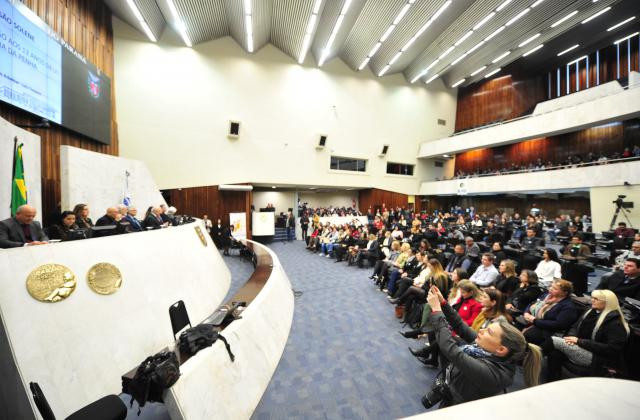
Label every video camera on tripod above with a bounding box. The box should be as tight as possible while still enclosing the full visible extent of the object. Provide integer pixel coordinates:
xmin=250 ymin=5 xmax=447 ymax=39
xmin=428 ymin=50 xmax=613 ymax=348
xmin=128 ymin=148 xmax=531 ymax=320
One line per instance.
xmin=609 ymin=195 xmax=634 ymax=231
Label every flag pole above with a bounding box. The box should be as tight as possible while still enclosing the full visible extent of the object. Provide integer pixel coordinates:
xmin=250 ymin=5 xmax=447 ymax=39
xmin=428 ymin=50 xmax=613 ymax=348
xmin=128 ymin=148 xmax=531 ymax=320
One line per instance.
xmin=10 ymin=136 xmax=17 ymax=212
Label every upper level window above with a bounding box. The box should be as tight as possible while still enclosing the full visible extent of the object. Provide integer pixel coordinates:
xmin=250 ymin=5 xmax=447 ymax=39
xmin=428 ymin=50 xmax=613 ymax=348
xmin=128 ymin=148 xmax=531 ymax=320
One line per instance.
xmin=386 ymin=162 xmax=414 ymax=176
xmin=330 ymin=156 xmax=367 ymax=172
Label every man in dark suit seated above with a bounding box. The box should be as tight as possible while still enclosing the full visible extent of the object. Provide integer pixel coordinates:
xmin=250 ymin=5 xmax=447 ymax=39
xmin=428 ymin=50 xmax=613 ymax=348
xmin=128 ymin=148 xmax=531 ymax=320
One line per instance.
xmin=0 ymin=204 xmax=49 ymax=248
xmin=94 ymin=207 xmax=122 ymax=237
xmin=144 ymin=206 xmax=165 ymax=229
xmin=124 ymin=206 xmax=143 ymax=232
xmin=521 ymin=228 xmax=544 ymax=270
xmin=596 ymin=258 xmax=640 ymax=301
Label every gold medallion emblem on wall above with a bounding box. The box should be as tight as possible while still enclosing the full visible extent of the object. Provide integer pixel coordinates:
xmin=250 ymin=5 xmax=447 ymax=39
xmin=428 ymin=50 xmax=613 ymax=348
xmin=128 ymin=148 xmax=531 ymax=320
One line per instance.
xmin=26 ymin=264 xmax=77 ymax=302
xmin=87 ymin=263 xmax=123 ymax=295
xmin=195 ymin=225 xmax=208 ymax=247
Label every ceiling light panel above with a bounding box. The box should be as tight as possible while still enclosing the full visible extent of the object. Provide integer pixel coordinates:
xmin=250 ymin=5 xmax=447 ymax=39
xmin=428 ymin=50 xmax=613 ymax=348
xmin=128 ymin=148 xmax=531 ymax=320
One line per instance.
xmin=164 ymin=0 xmax=228 ymax=46
xmin=126 ymin=0 xmax=158 ymax=42
xmin=299 ymin=1 xmax=323 ymax=64
xmin=442 ymin=0 xmax=620 ymax=86
xmin=406 ymin=0 xmax=527 ymax=84
xmin=607 ymin=16 xmax=636 ymax=31
xmin=360 ymin=0 xmax=454 ymax=76
xmin=167 ymin=0 xmax=192 ymax=46
xmin=221 ymin=0 xmax=270 ymax=54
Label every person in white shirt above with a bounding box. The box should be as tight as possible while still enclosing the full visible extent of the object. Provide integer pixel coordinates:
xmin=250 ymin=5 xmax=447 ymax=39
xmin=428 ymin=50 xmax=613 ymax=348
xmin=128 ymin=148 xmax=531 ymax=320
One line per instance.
xmin=614 ymin=241 xmax=640 ymax=270
xmin=470 ymin=253 xmax=499 ymax=287
xmin=534 ymin=248 xmax=562 ymax=288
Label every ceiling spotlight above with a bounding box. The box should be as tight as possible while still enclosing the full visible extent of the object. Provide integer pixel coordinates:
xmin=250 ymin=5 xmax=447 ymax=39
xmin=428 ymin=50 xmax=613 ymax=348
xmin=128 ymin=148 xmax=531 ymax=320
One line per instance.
xmin=582 ymin=7 xmax=611 ymax=24
xmin=492 ymin=51 xmax=511 ymax=63
xmin=518 ymin=33 xmax=540 ymax=48
xmin=470 ymin=66 xmax=487 ymax=76
xmin=557 ymin=44 xmax=579 ymax=56
xmin=608 ymin=17 xmax=636 ymax=32
xmin=425 ymin=73 xmax=439 ymax=84
xmin=523 ymin=44 xmax=544 ymax=56
xmin=485 ymin=68 xmax=501 ymax=78
xmin=506 ymin=8 xmax=530 ymax=26
xmin=614 ymin=32 xmax=640 ymax=45
xmin=551 ymin=10 xmax=578 ymax=28
xmin=496 ymin=0 xmax=513 ymax=12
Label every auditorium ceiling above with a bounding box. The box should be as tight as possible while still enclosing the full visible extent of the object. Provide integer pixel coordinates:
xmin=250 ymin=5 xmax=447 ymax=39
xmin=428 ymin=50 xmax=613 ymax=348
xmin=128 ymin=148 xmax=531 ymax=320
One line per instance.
xmin=106 ymin=0 xmax=640 ymax=87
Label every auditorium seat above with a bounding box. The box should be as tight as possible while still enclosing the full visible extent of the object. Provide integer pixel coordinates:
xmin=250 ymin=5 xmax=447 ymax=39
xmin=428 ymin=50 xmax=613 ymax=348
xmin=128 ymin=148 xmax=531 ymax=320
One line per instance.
xmin=29 ymin=382 xmax=127 ymax=420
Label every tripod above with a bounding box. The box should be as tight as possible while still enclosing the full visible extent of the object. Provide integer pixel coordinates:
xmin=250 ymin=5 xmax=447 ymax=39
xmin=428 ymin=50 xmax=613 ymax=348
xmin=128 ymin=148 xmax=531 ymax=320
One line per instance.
xmin=609 ymin=204 xmax=634 ymax=230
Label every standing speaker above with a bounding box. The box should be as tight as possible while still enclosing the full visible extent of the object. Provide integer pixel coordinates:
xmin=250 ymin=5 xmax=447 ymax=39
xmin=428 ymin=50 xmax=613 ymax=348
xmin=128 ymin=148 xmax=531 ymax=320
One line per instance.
xmin=228 ymin=120 xmax=240 ymax=139
xmin=316 ymin=134 xmax=328 ymax=150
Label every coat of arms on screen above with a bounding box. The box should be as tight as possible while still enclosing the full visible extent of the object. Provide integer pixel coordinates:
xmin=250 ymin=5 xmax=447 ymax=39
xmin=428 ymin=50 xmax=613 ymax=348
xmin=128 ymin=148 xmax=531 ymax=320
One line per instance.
xmin=87 ymin=71 xmax=101 ymax=98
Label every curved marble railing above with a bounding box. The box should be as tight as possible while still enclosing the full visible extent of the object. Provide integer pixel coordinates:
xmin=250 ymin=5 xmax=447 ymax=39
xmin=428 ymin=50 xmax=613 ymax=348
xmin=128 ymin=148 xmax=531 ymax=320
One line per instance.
xmin=404 ymin=377 xmax=640 ymax=419
xmin=0 ymin=221 xmax=230 ymax=419
xmin=163 ymin=239 xmax=295 ymax=419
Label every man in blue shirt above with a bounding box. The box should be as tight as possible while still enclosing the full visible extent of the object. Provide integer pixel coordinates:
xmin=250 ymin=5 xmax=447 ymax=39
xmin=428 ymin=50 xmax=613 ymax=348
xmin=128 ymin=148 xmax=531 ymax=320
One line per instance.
xmin=470 ymin=253 xmax=499 ymax=287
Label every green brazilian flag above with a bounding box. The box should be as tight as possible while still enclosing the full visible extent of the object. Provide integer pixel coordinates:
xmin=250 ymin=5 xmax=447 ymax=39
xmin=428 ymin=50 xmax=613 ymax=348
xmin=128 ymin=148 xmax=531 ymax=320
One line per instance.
xmin=11 ymin=143 xmax=27 ymax=217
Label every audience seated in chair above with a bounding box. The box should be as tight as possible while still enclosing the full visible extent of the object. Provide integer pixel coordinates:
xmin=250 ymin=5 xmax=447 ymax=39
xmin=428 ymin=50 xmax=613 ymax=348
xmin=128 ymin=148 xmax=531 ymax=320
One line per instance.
xmin=546 ymin=289 xmax=630 ymax=381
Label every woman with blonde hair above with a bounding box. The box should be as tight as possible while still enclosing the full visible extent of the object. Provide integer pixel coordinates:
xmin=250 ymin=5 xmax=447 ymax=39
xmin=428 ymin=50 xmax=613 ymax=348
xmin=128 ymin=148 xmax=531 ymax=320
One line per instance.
xmin=421 ymin=286 xmax=542 ymax=408
xmin=494 ymin=259 xmax=519 ymax=297
xmin=546 ymin=289 xmax=630 ymax=380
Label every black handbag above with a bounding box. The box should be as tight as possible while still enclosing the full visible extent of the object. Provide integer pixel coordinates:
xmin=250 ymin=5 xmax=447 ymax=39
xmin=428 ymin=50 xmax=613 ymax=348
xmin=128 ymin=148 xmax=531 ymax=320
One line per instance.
xmin=178 ymin=324 xmax=235 ymax=361
xmin=129 ymin=351 xmax=180 ymax=413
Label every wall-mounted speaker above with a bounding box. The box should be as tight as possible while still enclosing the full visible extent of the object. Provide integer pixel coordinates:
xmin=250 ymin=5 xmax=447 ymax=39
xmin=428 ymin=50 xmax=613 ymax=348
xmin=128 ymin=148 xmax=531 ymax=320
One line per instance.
xmin=379 ymin=144 xmax=389 ymax=157
xmin=316 ymin=134 xmax=328 ymax=150
xmin=228 ymin=120 xmax=240 ymax=139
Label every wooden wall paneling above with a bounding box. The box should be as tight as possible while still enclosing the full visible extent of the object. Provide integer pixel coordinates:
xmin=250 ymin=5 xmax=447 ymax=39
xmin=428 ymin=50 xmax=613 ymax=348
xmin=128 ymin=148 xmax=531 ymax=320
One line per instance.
xmin=455 ymin=65 xmax=546 ymax=132
xmin=0 ymin=0 xmax=117 ymax=226
xmin=164 ymin=186 xmax=252 ymax=239
xmin=421 ymin=195 xmax=591 ymax=219
xmin=358 ymin=188 xmax=411 ymax=213
xmin=454 ymin=120 xmax=634 ymax=174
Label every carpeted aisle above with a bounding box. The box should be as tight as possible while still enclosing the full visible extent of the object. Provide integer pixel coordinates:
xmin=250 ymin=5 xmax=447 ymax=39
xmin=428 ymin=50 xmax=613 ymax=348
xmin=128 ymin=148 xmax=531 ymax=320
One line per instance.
xmin=251 ymin=241 xmax=440 ymax=420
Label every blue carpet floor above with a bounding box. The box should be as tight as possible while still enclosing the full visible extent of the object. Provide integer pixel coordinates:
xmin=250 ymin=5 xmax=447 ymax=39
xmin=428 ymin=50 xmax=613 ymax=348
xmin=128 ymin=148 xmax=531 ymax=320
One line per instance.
xmin=252 ymin=241 xmax=442 ymax=420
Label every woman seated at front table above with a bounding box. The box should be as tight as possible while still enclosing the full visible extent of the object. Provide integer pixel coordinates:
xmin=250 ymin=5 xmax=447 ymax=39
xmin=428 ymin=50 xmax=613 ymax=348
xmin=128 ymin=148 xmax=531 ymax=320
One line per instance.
xmin=48 ymin=211 xmax=80 ymax=241
xmin=546 ymin=289 xmax=629 ymax=380
xmin=419 ymin=286 xmax=542 ymax=409
xmin=534 ymin=248 xmax=562 ymax=288
xmin=505 ymin=270 xmax=546 ymax=315
xmin=520 ymin=279 xmax=579 ymax=346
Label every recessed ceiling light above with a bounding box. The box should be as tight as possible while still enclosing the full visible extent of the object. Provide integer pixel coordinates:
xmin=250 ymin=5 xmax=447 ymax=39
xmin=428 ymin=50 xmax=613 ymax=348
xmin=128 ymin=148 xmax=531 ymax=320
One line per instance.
xmin=523 ymin=44 xmax=544 ymax=56
xmin=485 ymin=26 xmax=505 ymax=41
xmin=551 ymin=10 xmax=578 ymax=28
xmin=466 ymin=41 xmax=485 ymax=54
xmin=485 ymin=68 xmax=501 ymax=78
xmin=394 ymin=4 xmax=411 ymax=25
xmin=518 ymin=33 xmax=540 ymax=48
xmin=438 ymin=46 xmax=455 ymax=60
xmin=167 ymin=0 xmax=192 ymax=47
xmin=496 ymin=0 xmax=513 ymax=12
xmin=126 ymin=0 xmax=156 ymax=42
xmin=492 ymin=51 xmax=511 ymax=63
xmin=567 ymin=55 xmax=588 ymax=66
xmin=358 ymin=57 xmax=370 ymax=70
xmin=608 ymin=17 xmax=636 ymax=32
xmin=378 ymin=64 xmax=391 ymax=77
xmin=454 ymin=31 xmax=473 ymax=46
xmin=451 ymin=53 xmax=468 ymax=66
xmin=451 ymin=78 xmax=465 ymax=88
xmin=368 ymin=42 xmax=382 ymax=57
xmin=426 ymin=59 xmax=440 ymax=71
xmin=506 ymin=8 xmax=530 ymax=26
xmin=425 ymin=74 xmax=439 ymax=84
xmin=470 ymin=66 xmax=487 ymax=76
xmin=614 ymin=32 xmax=640 ymax=45
xmin=473 ymin=12 xmax=495 ymax=31
xmin=388 ymin=52 xmax=402 ymax=65
xmin=582 ymin=7 xmax=611 ymax=24
xmin=319 ymin=0 xmax=350 ymax=66
xmin=557 ymin=44 xmax=579 ymax=56
xmin=272 ymin=186 xmax=276 ymax=189
xmin=531 ymin=0 xmax=545 ymax=8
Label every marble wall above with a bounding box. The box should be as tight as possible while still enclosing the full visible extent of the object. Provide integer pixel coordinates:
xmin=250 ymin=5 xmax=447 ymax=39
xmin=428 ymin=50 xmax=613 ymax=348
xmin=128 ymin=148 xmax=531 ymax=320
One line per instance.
xmin=60 ymin=145 xmax=166 ymax=216
xmin=0 ymin=116 xmax=42 ymax=221
xmin=0 ymin=221 xmax=230 ymax=418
